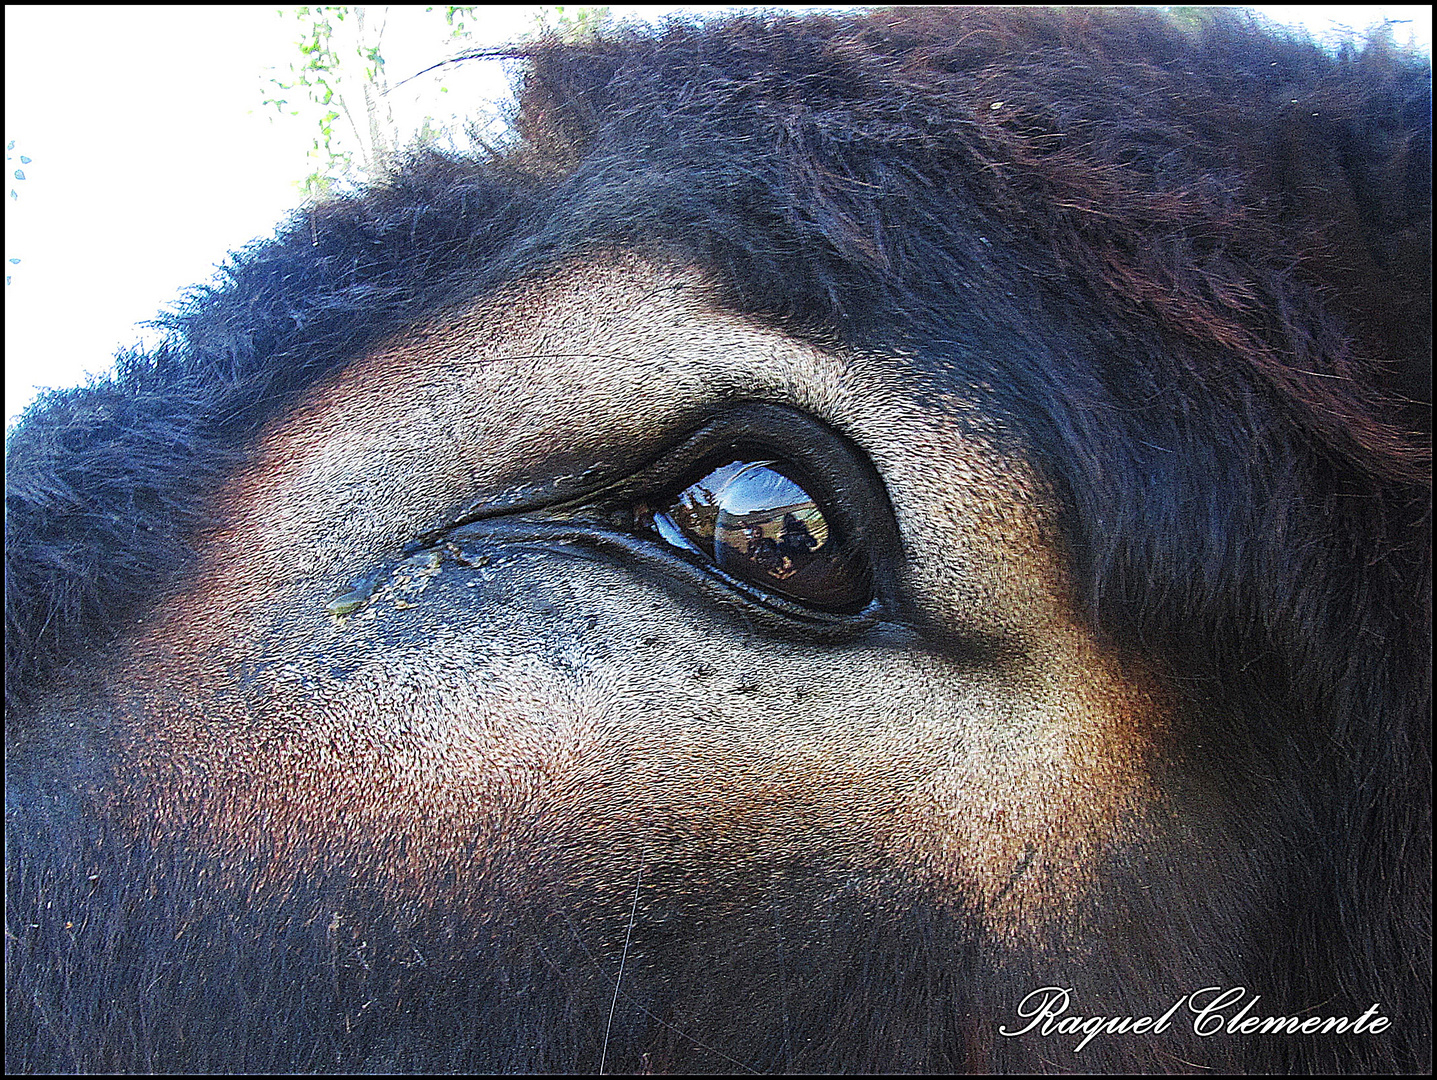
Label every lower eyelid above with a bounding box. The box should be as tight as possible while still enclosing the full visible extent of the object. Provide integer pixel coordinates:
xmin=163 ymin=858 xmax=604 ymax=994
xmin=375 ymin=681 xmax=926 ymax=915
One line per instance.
xmin=442 ymin=514 xmax=881 ymax=636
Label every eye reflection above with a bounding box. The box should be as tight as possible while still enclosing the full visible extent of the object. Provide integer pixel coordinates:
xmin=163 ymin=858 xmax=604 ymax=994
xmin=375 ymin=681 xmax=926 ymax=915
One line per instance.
xmin=642 ymin=459 xmax=870 ymax=612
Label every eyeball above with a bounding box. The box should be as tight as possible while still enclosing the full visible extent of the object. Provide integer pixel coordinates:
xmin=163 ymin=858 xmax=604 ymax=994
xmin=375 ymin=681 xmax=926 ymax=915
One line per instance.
xmin=646 ymin=459 xmax=872 ymax=612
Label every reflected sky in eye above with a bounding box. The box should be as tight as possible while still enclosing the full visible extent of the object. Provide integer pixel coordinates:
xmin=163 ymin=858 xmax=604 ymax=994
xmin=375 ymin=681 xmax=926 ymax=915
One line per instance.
xmin=718 ymin=462 xmax=802 ymax=515
xmin=653 ymin=510 xmax=703 ymax=555
xmin=674 ymin=461 xmax=765 ymax=516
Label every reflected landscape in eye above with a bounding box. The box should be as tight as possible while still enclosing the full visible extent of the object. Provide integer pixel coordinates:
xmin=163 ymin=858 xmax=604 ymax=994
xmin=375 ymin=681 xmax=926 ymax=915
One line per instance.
xmin=646 ymin=460 xmax=870 ymax=611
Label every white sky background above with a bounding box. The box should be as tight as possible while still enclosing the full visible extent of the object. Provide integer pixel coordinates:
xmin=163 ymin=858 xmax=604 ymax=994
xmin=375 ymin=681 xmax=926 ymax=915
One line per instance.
xmin=4 ymin=5 xmax=1431 ymax=425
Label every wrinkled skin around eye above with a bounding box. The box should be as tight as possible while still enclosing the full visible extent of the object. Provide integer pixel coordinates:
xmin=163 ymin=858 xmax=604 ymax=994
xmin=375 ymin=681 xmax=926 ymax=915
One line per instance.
xmin=644 ymin=459 xmax=872 ymax=612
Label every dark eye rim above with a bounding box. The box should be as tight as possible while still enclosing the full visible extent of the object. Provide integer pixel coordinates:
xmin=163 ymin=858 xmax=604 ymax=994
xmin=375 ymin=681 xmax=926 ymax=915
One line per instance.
xmin=420 ymin=402 xmax=905 ymax=635
xmin=443 ymin=515 xmax=889 ymax=639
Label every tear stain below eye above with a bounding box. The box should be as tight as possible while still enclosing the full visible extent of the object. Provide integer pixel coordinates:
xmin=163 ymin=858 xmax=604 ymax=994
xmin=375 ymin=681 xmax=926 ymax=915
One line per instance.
xmin=325 ymin=573 xmax=384 ymax=616
xmin=325 ymin=551 xmax=444 ymax=618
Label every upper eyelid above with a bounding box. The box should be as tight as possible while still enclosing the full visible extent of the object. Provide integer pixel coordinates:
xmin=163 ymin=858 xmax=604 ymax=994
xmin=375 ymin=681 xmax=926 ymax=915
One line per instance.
xmin=411 ymin=401 xmax=894 ymax=553
xmin=585 ymin=410 xmax=871 ymax=508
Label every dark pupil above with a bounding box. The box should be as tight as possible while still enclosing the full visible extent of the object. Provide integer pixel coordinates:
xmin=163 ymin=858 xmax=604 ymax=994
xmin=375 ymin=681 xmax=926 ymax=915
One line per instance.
xmin=648 ymin=460 xmax=869 ymax=612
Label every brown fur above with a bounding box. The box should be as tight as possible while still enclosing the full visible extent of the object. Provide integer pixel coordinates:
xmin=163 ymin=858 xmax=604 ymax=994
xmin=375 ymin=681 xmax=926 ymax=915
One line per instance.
xmin=6 ymin=9 xmax=1429 ymax=1073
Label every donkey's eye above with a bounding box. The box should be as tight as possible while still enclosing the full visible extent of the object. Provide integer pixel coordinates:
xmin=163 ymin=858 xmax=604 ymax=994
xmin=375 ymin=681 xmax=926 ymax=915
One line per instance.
xmin=413 ymin=404 xmax=896 ymax=632
xmin=637 ymin=457 xmax=872 ymax=614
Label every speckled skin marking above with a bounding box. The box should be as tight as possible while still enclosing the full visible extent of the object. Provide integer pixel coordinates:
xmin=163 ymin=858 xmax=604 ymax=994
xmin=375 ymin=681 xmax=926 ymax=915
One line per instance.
xmin=97 ymin=257 xmax=1177 ymax=948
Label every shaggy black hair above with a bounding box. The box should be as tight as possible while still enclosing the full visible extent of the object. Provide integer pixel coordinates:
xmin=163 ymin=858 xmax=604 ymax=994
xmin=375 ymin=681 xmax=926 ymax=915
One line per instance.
xmin=5 ymin=10 xmax=1431 ymax=1068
